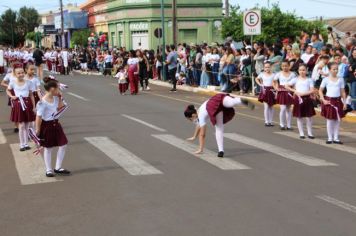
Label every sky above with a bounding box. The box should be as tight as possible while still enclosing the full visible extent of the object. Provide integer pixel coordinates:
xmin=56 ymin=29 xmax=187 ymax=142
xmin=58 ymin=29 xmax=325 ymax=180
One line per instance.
xmin=0 ymin=0 xmax=355 ymax=19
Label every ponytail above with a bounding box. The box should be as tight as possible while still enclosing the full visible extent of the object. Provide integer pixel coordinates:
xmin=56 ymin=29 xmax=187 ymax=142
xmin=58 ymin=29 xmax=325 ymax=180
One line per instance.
xmin=184 ymin=105 xmax=197 ymax=118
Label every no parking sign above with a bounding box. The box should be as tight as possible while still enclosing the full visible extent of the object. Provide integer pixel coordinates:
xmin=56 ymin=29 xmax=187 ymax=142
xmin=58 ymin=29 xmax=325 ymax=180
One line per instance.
xmin=243 ymin=10 xmax=261 ymax=35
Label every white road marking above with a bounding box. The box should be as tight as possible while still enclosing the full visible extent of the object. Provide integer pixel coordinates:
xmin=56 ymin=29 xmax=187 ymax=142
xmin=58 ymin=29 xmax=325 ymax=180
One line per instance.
xmin=10 ymin=144 xmax=62 ymax=185
xmin=152 ymin=134 xmax=251 ymax=170
xmin=0 ymin=128 xmax=7 ymax=144
xmin=316 ymin=195 xmax=356 ymax=214
xmin=67 ymin=92 xmax=89 ymax=101
xmin=122 ymin=114 xmax=167 ymax=132
xmin=224 ymin=133 xmax=337 ymax=167
xmin=85 ymin=137 xmax=163 ymax=176
xmin=276 ymin=132 xmax=356 ymax=156
xmin=340 ymin=131 xmax=356 ymax=139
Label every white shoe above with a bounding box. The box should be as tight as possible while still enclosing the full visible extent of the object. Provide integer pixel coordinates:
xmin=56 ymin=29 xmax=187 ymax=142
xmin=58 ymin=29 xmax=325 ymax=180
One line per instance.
xmin=146 ymin=86 xmax=151 ymax=91
xmin=140 ymin=87 xmax=143 ymax=91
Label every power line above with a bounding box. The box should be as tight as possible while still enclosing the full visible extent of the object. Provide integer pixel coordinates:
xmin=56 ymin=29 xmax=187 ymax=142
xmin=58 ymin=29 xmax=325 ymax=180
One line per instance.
xmin=306 ymin=0 xmax=356 ymax=8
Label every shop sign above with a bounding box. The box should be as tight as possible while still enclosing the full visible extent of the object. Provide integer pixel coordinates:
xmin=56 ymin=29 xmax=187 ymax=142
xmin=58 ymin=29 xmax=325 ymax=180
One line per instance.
xmin=130 ymin=22 xmax=149 ymax=31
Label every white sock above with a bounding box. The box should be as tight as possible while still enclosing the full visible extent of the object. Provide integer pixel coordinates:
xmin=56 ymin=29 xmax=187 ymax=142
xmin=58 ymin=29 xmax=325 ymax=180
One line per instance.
xmin=333 ymin=120 xmax=340 ymax=141
xmin=18 ymin=123 xmax=25 ymax=148
xmin=280 ymin=105 xmax=286 ymax=127
xmin=264 ymin=103 xmax=269 ymax=124
xmin=286 ymin=106 xmax=292 ymax=128
xmin=215 ymin=112 xmax=224 ymax=152
xmin=23 ymin=123 xmax=29 ymax=147
xmin=297 ymin=118 xmax=305 ymax=136
xmin=55 ymin=145 xmax=67 ymax=170
xmin=222 ymin=96 xmax=242 ymax=107
xmin=306 ymin=117 xmax=313 ymax=137
xmin=268 ymin=107 xmax=274 ymax=124
xmin=326 ymin=119 xmax=333 ymax=141
xmin=44 ymin=148 xmax=53 ymax=172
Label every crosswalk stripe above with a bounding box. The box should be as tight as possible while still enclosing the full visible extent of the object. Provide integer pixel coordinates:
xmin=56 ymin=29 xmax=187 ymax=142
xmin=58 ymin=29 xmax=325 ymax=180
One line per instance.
xmin=122 ymin=114 xmax=167 ymax=132
xmin=340 ymin=132 xmax=356 ymax=139
xmin=224 ymin=133 xmax=337 ymax=167
xmin=10 ymin=144 xmax=62 ymax=185
xmin=85 ymin=137 xmax=163 ymax=176
xmin=316 ymin=195 xmax=356 ymax=214
xmin=276 ymin=132 xmax=356 ymax=156
xmin=67 ymin=92 xmax=89 ymax=101
xmin=0 ymin=128 xmax=6 ymax=144
xmin=152 ymin=134 xmax=251 ymax=170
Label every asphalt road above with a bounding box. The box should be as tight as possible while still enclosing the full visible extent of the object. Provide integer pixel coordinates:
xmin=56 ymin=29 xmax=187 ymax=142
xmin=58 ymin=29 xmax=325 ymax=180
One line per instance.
xmin=1 ymin=73 xmax=356 ymax=236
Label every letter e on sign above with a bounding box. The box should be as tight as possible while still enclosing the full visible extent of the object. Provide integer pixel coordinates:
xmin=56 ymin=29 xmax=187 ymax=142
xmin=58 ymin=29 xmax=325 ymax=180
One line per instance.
xmin=243 ymin=10 xmax=261 ymax=35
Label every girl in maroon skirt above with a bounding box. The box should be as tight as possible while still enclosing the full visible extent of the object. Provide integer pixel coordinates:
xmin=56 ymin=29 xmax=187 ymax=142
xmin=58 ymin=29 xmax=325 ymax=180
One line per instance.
xmin=319 ymin=62 xmax=346 ymax=144
xmin=6 ymin=64 xmax=36 ymax=151
xmin=286 ymin=64 xmax=316 ymax=139
xmin=273 ymin=60 xmax=296 ymax=130
xmin=25 ymin=64 xmax=42 ymax=105
xmin=35 ymin=77 xmax=70 ymax=177
xmin=184 ymin=93 xmax=254 ymax=158
xmin=255 ymin=62 xmax=276 ymax=126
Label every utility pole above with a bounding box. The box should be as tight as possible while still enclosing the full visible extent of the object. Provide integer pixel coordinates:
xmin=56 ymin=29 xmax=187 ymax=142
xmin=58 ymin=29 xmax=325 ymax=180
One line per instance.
xmin=224 ymin=0 xmax=229 ymax=17
xmin=60 ymin=0 xmax=65 ymax=48
xmin=172 ymin=0 xmax=177 ymax=46
xmin=160 ymin=0 xmax=166 ymax=81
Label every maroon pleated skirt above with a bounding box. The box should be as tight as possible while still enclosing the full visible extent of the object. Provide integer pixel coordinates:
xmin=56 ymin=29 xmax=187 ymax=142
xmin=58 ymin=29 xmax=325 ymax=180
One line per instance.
xmin=292 ymin=95 xmax=316 ymax=118
xmin=10 ymin=97 xmax=35 ymax=123
xmin=321 ymin=96 xmax=345 ymax=120
xmin=277 ymin=85 xmax=293 ymax=106
xmin=206 ymin=93 xmax=235 ymax=126
xmin=258 ymin=86 xmax=276 ymax=107
xmin=39 ymin=120 xmax=68 ymax=148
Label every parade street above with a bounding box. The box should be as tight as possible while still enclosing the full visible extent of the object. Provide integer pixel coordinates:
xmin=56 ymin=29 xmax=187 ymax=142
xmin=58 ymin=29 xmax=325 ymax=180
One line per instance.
xmin=0 ymin=73 xmax=355 ymax=236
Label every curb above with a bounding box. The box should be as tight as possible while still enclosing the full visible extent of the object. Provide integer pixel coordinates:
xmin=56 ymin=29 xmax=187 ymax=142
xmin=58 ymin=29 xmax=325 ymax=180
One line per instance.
xmin=149 ymin=80 xmax=356 ymax=123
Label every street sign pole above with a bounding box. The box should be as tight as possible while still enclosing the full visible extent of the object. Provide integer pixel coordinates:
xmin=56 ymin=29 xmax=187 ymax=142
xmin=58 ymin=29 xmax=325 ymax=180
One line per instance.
xmin=243 ymin=10 xmax=261 ymax=96
xmin=251 ymin=34 xmax=255 ymax=96
xmin=160 ymin=0 xmax=166 ymax=81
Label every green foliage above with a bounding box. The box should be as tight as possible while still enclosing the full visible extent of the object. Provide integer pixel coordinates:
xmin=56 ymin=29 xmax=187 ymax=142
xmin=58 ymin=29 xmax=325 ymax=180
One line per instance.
xmin=25 ymin=32 xmax=36 ymax=41
xmin=71 ymin=29 xmax=90 ymax=48
xmin=0 ymin=7 xmax=39 ymax=46
xmin=222 ymin=3 xmax=327 ymax=44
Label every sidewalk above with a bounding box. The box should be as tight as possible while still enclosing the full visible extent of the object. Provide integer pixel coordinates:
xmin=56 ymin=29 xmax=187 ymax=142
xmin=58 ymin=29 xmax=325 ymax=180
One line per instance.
xmin=149 ymin=80 xmax=356 ymax=123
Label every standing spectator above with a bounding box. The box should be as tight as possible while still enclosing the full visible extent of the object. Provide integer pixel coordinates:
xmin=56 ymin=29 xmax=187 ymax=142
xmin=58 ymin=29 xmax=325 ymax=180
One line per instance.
xmin=0 ymin=45 xmax=4 ymax=75
xmin=166 ymin=45 xmax=178 ymax=92
xmin=103 ymin=50 xmax=113 ymax=76
xmin=268 ymin=47 xmax=283 ymax=73
xmin=78 ymin=49 xmax=88 ymax=73
xmin=301 ymin=45 xmax=313 ymax=64
xmin=326 ymin=26 xmax=338 ymax=46
xmin=348 ymin=48 xmax=356 ymax=110
xmin=310 ymin=33 xmax=324 ymax=52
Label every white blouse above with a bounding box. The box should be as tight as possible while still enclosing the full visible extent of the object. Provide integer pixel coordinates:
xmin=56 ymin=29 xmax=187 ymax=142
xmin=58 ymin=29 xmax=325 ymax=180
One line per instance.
xmin=36 ymin=96 xmax=59 ymax=121
xmin=26 ymin=76 xmax=41 ymax=92
xmin=320 ymin=77 xmax=345 ymax=98
xmin=274 ymin=72 xmax=296 ymax=86
xmin=127 ymin=58 xmax=139 ymax=65
xmin=258 ymin=72 xmax=275 ymax=86
xmin=8 ymin=80 xmax=32 ymax=97
xmin=289 ymin=77 xmax=314 ymax=93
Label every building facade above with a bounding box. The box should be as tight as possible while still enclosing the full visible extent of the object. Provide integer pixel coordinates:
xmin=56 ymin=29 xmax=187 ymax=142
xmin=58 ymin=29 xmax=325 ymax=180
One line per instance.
xmin=81 ymin=0 xmax=223 ymax=50
xmin=39 ymin=4 xmax=88 ymax=48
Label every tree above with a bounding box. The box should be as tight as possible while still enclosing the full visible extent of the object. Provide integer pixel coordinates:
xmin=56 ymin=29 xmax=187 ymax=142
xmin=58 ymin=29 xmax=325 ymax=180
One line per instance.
xmin=0 ymin=9 xmax=17 ymax=46
xmin=71 ymin=29 xmax=90 ymax=47
xmin=222 ymin=4 xmax=326 ymax=44
xmin=0 ymin=7 xmax=39 ymax=46
xmin=25 ymin=32 xmax=36 ymax=42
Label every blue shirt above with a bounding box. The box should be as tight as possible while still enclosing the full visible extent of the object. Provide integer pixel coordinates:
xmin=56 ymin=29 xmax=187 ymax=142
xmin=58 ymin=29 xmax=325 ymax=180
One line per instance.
xmin=167 ymin=51 xmax=178 ymax=70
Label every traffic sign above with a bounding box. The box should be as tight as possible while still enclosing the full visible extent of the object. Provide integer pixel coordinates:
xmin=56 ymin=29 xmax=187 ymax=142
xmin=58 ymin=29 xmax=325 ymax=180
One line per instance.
xmin=154 ymin=28 xmax=163 ymax=38
xmin=243 ymin=10 xmax=261 ymax=35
